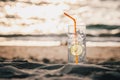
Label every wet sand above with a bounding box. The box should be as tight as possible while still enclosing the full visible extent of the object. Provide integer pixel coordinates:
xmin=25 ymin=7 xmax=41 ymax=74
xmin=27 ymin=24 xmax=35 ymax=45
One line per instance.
xmin=0 ymin=45 xmax=120 ymax=63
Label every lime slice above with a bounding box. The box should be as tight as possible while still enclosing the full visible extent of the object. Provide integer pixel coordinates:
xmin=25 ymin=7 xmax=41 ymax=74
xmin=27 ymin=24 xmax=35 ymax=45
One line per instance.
xmin=70 ymin=44 xmax=83 ymax=56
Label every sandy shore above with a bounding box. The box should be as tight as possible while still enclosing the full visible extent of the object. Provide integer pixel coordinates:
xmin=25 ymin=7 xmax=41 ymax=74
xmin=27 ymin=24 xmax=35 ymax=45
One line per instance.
xmin=0 ymin=44 xmax=119 ymax=64
xmin=0 ymin=45 xmax=120 ymax=62
xmin=0 ymin=38 xmax=120 ymax=80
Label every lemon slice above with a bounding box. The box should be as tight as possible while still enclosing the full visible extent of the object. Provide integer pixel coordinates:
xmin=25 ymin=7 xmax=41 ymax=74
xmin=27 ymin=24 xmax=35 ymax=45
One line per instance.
xmin=70 ymin=44 xmax=83 ymax=56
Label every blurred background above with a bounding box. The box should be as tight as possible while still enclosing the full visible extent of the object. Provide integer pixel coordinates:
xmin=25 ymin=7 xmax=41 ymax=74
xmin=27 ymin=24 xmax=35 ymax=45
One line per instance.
xmin=0 ymin=0 xmax=120 ymax=63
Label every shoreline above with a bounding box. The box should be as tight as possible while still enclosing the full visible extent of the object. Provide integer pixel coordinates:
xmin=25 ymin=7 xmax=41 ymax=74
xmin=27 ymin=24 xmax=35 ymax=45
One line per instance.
xmin=0 ymin=45 xmax=119 ymax=63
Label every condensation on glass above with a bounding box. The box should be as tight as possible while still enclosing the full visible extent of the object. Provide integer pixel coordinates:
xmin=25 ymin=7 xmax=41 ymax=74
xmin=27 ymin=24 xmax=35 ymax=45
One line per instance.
xmin=67 ymin=25 xmax=86 ymax=64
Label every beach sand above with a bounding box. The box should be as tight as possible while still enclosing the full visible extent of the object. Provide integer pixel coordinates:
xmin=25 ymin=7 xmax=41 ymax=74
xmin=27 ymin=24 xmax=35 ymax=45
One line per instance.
xmin=0 ymin=60 xmax=120 ymax=80
xmin=0 ymin=41 xmax=120 ymax=80
xmin=0 ymin=37 xmax=120 ymax=80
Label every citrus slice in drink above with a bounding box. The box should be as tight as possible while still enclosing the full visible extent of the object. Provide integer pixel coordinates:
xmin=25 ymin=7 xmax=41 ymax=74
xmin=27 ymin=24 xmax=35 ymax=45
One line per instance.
xmin=70 ymin=44 xmax=83 ymax=56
